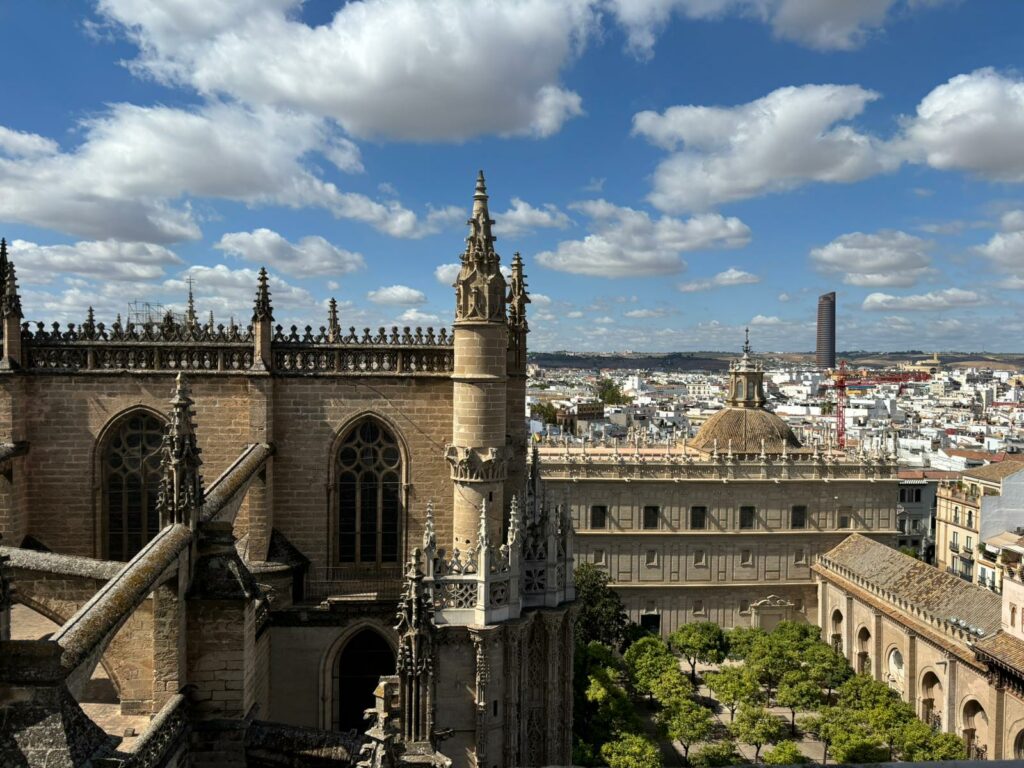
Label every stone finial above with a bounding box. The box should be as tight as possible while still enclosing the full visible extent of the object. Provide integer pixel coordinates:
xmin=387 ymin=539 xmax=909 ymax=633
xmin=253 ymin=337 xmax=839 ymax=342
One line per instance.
xmin=454 ymin=170 xmax=505 ymax=323
xmin=185 ymin=277 xmax=197 ymax=327
xmin=327 ymin=297 xmax=340 ymax=341
xmin=423 ymin=499 xmax=436 ymax=552
xmin=157 ymin=373 xmax=204 ymax=528
xmin=508 ymin=251 xmax=530 ymax=331
xmin=478 ymin=498 xmax=489 ymax=549
xmin=1 ymin=262 xmax=22 ymax=320
xmin=507 ymin=494 xmax=522 ymax=548
xmin=253 ymin=267 xmax=273 ymax=322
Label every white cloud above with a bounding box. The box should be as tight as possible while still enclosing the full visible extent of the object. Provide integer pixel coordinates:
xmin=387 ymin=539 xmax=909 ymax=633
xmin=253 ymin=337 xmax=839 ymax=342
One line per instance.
xmin=530 ymin=293 xmax=553 ymax=307
xmin=368 ymin=285 xmax=427 ymax=306
xmin=898 ymin=68 xmax=1024 ymax=181
xmin=624 ymin=308 xmax=667 ymax=318
xmin=494 ymin=198 xmax=571 ymax=237
xmin=97 ymin=0 xmax=595 ymax=141
xmin=215 ymin=228 xmax=365 ymax=278
xmin=634 ymin=84 xmax=895 ymax=212
xmin=536 ymin=199 xmax=750 ymax=277
xmin=567 ymin=310 xmax=584 ymax=318
xmin=778 ymin=292 xmax=791 ymax=302
xmin=397 ymin=308 xmax=441 ymax=325
xmin=975 ymin=210 xmax=1024 ymax=275
xmin=810 ymin=230 xmax=934 ymax=288
xmin=607 ymin=0 xmax=944 ymax=57
xmin=677 ymin=267 xmax=760 ymax=292
xmin=9 ymin=239 xmax=182 ymax=285
xmin=435 ymin=263 xmax=461 ymax=286
xmin=750 ymin=314 xmax=783 ymax=325
xmin=0 ymin=103 xmax=458 ymax=243
xmin=0 ymin=126 xmax=59 ymax=158
xmin=861 ymin=287 xmax=984 ymax=311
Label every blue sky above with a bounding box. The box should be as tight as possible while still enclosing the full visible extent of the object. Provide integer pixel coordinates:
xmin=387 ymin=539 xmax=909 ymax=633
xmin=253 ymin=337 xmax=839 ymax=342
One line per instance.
xmin=2 ymin=1 xmax=1024 ymax=352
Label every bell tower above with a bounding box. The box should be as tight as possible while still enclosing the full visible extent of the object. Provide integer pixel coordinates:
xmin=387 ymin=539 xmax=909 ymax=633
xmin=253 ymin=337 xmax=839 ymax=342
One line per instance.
xmin=447 ymin=171 xmax=509 ymax=549
xmin=726 ymin=328 xmax=767 ymax=408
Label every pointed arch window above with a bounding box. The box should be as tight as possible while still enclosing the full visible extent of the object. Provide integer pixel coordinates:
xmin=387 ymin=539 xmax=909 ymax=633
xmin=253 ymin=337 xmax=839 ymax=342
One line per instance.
xmin=335 ymin=419 xmax=402 ymax=565
xmin=102 ymin=412 xmax=165 ymax=561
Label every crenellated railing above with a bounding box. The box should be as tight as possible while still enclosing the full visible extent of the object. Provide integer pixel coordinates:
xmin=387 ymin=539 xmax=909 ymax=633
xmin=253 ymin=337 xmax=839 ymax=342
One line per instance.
xmin=19 ymin=319 xmax=454 ymax=375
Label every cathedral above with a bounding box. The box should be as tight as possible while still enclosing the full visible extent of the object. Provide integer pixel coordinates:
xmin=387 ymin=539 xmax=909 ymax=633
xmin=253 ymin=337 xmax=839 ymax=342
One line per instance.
xmin=0 ymin=173 xmax=575 ymax=768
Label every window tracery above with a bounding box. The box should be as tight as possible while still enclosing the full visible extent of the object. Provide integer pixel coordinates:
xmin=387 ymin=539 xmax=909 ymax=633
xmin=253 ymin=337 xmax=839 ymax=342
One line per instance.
xmin=102 ymin=412 xmax=165 ymax=561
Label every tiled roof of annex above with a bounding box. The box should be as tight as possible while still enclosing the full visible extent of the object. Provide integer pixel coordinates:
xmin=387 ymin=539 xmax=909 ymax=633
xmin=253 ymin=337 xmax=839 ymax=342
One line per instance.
xmin=819 ymin=533 xmax=1002 ymax=635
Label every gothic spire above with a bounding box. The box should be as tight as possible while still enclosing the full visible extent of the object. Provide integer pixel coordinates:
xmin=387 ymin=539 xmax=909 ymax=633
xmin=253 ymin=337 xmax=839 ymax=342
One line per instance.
xmin=157 ymin=373 xmax=204 ymax=528
xmin=0 ymin=238 xmax=8 ymax=292
xmin=185 ymin=277 xmax=197 ymax=328
xmin=508 ymin=251 xmax=530 ymax=331
xmin=252 ymin=267 xmax=273 ymax=322
xmin=454 ymin=170 xmax=506 ymax=322
xmin=1 ymin=262 xmax=22 ymax=320
xmin=464 ymin=169 xmax=497 ymax=264
xmin=327 ymin=297 xmax=340 ymax=341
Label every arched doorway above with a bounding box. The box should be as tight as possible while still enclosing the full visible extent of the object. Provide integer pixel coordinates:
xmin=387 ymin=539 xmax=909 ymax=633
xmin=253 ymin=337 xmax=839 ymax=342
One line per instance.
xmin=830 ymin=609 xmax=843 ymax=654
xmin=920 ymin=671 xmax=942 ymax=729
xmin=1014 ymin=729 xmax=1024 ymax=759
xmin=962 ymin=699 xmax=989 ymax=760
xmin=332 ymin=628 xmax=395 ymax=732
xmin=857 ymin=627 xmax=871 ymax=674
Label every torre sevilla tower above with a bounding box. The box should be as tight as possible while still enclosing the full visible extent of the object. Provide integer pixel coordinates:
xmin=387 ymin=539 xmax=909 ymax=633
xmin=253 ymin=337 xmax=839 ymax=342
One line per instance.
xmin=816 ymin=292 xmax=836 ymax=370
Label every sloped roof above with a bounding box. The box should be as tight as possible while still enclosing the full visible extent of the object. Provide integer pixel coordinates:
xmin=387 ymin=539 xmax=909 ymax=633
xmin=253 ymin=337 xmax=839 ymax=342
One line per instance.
xmin=821 ymin=534 xmax=1001 ymax=635
xmin=973 ymin=630 xmax=1024 ymax=671
xmin=963 ymin=460 xmax=1024 ymax=483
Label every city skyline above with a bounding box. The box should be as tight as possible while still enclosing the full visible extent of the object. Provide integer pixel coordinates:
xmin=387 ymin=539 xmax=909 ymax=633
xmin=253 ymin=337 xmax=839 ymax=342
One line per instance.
xmin=3 ymin=2 xmax=1024 ymax=352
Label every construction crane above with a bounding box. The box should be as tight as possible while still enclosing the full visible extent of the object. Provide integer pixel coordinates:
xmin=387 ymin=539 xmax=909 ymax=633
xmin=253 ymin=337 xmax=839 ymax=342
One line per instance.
xmin=817 ymin=361 xmax=931 ymax=450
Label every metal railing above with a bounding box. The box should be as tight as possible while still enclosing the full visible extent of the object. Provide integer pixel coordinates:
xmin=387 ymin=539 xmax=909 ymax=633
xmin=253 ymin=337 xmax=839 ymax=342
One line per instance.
xmin=303 ymin=565 xmax=404 ymax=603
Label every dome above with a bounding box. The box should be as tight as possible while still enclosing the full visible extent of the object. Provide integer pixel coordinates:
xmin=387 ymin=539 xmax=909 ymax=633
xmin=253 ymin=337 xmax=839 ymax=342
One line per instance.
xmin=690 ymin=406 xmax=802 ymax=455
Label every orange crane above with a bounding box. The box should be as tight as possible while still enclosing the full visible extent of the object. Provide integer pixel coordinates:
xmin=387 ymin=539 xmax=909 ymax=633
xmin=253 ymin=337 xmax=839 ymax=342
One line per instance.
xmin=818 ymin=362 xmax=930 ymax=449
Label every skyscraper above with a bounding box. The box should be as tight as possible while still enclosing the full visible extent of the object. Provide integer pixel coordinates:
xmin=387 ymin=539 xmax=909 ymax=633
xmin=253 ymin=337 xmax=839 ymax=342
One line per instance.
xmin=817 ymin=291 xmax=836 ymax=369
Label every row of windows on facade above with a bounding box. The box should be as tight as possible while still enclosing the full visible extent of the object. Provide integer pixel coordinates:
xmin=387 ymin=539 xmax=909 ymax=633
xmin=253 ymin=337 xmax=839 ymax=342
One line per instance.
xmin=951 ymin=506 xmax=976 ymax=529
xmin=103 ymin=411 xmax=402 ymax=564
xmin=950 ymin=531 xmax=975 ymax=551
xmin=636 ymin=596 xmax=806 ymax=632
xmin=590 ymin=545 xmax=810 ymax=568
xmin=586 ymin=504 xmax=849 ymax=531
xmin=898 ymin=487 xmax=924 ymax=503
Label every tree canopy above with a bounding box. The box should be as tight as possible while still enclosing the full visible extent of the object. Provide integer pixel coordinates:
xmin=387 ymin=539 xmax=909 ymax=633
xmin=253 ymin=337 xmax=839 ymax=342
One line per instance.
xmin=595 ymin=377 xmax=631 ymax=405
xmin=729 ymin=704 xmax=785 ymax=760
xmin=671 ymin=621 xmax=727 ymax=681
xmin=599 ymin=733 xmax=661 ymax=768
xmin=573 ymin=563 xmax=629 ymax=648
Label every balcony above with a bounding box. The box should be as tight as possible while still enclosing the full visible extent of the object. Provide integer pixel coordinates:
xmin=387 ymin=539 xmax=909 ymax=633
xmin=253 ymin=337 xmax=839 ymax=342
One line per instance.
xmin=940 ymin=486 xmax=981 ymax=505
xmin=959 ymin=549 xmax=974 ymax=563
xmin=303 ymin=565 xmax=404 ymax=604
xmin=949 ymin=541 xmax=960 ymax=553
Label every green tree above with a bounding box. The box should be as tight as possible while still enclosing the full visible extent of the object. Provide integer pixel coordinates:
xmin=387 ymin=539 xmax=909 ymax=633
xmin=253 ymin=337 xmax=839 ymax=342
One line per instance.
xmin=724 ymin=626 xmax=765 ymax=661
xmin=623 ymin=635 xmax=676 ymax=700
xmin=746 ymin=633 xmax=800 ymax=700
xmin=799 ymin=707 xmax=853 ymax=766
xmin=775 ymin=671 xmax=822 ymax=735
xmin=921 ymin=732 xmax=968 ymax=761
xmin=670 ymin=621 xmax=727 ymax=682
xmin=836 ymin=674 xmax=897 ymax=711
xmin=573 ymin=641 xmax=638 ymax=765
xmin=705 ymin=665 xmax=762 ymax=720
xmin=661 ymin=699 xmax=714 ymax=764
xmin=866 ymin=698 xmax=916 ymax=760
xmin=803 ymin=643 xmax=852 ymax=701
xmin=898 ymin=546 xmax=921 ymax=559
xmin=595 ymin=378 xmax=631 ymax=405
xmin=599 ymin=733 xmax=661 ymax=768
xmin=650 ymin=663 xmax=694 ymax=712
xmin=770 ymin=621 xmax=821 ymax=653
xmin=729 ymin=704 xmax=785 ymax=761
xmin=762 ymin=740 xmax=809 ymax=765
xmin=573 ymin=563 xmax=629 ymax=648
xmin=530 ymin=401 xmax=558 ymax=425
xmin=690 ymin=740 xmax=742 ymax=768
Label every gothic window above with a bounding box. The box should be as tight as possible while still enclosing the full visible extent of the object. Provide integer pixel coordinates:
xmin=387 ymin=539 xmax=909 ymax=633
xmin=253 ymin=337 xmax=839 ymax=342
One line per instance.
xmin=102 ymin=412 xmax=165 ymax=561
xmin=335 ymin=419 xmax=402 ymax=565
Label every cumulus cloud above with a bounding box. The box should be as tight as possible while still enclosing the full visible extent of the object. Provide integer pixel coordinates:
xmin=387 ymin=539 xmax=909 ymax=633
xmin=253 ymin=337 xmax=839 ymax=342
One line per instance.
xmin=607 ymin=0 xmax=945 ymax=58
xmin=0 ymin=126 xmax=59 ymax=158
xmin=434 ymin=263 xmax=461 ymax=286
xmin=215 ymin=228 xmax=365 ymax=278
xmin=9 ymin=239 xmax=182 ymax=285
xmin=678 ymin=267 xmax=760 ymax=292
xmin=750 ymin=314 xmax=783 ymax=325
xmin=97 ymin=0 xmax=595 ymax=141
xmin=861 ymin=287 xmax=984 ymax=311
xmin=397 ymin=308 xmax=441 ymax=325
xmin=0 ymin=103 xmax=459 ymax=243
xmin=898 ymin=68 xmax=1024 ymax=181
xmin=634 ymin=84 xmax=895 ymax=212
xmin=810 ymin=230 xmax=934 ymax=288
xmin=624 ymin=308 xmax=668 ymax=318
xmin=368 ymin=285 xmax=427 ymax=306
xmin=536 ymin=199 xmax=750 ymax=277
xmin=975 ymin=210 xmax=1024 ymax=279
xmin=493 ymin=198 xmax=571 ymax=237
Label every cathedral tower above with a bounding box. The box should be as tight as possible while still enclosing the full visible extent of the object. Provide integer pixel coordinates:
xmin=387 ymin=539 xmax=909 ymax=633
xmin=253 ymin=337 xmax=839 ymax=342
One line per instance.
xmin=448 ymin=172 xmax=509 ymax=548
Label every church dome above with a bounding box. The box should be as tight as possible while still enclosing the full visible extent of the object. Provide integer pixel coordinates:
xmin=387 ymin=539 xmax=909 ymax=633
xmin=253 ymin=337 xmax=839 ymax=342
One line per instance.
xmin=690 ymin=406 xmax=802 ymax=455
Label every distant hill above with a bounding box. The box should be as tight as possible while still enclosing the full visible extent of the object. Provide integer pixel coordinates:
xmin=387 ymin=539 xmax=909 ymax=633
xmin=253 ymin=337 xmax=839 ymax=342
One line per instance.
xmin=529 ymin=350 xmax=1024 ymax=371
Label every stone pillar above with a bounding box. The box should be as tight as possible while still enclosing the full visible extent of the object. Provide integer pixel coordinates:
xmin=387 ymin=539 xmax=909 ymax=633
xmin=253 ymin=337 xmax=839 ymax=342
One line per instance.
xmin=905 ymin=631 xmax=917 ymax=706
xmin=0 ymin=260 xmax=22 ymax=371
xmin=994 ymin=682 xmax=1006 ymax=759
xmin=186 ymin=521 xmax=263 ymax=766
xmin=945 ymin=653 xmax=958 ymax=735
xmin=872 ymin=609 xmax=883 ymax=681
xmin=817 ymin=578 xmax=828 ymax=642
xmin=505 ymin=252 xmax=530 ymax=524
xmin=152 ymin=563 xmax=188 ymax=710
xmin=844 ymin=594 xmax=854 ymax=664
xmin=252 ymin=267 xmax=273 ymax=372
xmin=246 ymin=377 xmax=274 ymax=561
xmin=449 ymin=172 xmax=508 ymax=549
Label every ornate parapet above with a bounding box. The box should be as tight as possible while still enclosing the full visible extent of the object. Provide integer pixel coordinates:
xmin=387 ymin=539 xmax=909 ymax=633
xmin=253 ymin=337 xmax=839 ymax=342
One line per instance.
xmin=272 ymin=325 xmax=452 ymax=375
xmin=443 ymin=445 xmax=509 ymax=483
